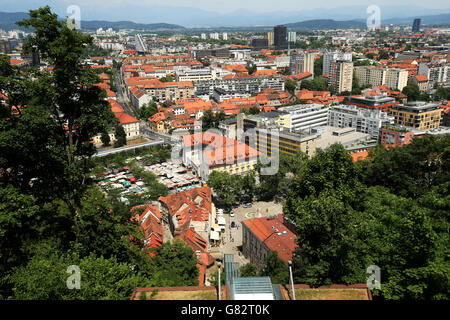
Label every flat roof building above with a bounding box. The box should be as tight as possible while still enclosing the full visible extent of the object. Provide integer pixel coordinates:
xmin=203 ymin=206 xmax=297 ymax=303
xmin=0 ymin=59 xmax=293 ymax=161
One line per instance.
xmin=390 ymin=101 xmax=442 ymax=130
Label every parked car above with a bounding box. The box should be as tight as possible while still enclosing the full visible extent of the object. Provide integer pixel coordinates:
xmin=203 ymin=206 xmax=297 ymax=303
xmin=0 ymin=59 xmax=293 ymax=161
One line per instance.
xmin=230 ymin=211 xmax=235 ymax=217
xmin=231 ymin=221 xmax=235 ymax=228
xmin=243 ymin=203 xmax=252 ymax=208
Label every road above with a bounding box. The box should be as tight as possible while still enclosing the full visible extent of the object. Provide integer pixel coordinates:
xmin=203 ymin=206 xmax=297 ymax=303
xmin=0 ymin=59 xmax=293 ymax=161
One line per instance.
xmin=94 ymin=140 xmax=164 ymax=157
xmin=115 ymin=70 xmax=135 ymax=117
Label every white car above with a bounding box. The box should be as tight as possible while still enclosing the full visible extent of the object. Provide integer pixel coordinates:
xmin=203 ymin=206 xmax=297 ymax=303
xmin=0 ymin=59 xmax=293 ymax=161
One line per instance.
xmin=230 ymin=211 xmax=235 ymax=217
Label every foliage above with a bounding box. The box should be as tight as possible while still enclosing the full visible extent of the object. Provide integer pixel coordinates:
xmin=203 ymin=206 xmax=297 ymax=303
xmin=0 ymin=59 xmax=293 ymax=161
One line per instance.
xmin=101 ymin=131 xmax=111 ymax=146
xmin=402 ymin=84 xmax=430 ymax=102
xmin=300 ymin=76 xmax=329 ymax=91
xmin=240 ymin=263 xmax=259 ymax=277
xmin=260 ymin=251 xmax=289 ymax=284
xmin=114 ymin=125 xmax=127 ymax=148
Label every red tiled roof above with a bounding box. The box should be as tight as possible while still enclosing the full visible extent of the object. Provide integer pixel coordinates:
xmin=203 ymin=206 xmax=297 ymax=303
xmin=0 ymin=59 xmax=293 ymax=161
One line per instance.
xmin=115 ymin=112 xmax=138 ymax=124
xmin=242 ymin=214 xmax=297 ymax=263
xmin=159 ymin=187 xmax=212 ymax=232
xmin=415 ymin=74 xmax=428 ymax=82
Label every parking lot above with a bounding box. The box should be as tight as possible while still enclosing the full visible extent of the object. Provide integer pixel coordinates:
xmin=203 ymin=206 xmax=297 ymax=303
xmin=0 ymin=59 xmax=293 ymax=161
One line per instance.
xmin=220 ymin=200 xmax=284 ymax=266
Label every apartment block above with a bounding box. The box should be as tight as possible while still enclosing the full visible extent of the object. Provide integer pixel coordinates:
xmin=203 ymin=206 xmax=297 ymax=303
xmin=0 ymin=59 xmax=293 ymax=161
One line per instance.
xmin=278 ymin=104 xmax=329 ymax=132
xmin=323 ymin=51 xmax=352 ymax=76
xmin=328 ymin=104 xmax=394 ymax=140
xmin=289 ymin=51 xmax=315 ymax=76
xmin=384 ymin=68 xmax=409 ymax=91
xmin=329 ymin=60 xmax=353 ymax=93
xmin=390 ymin=101 xmax=442 ymax=130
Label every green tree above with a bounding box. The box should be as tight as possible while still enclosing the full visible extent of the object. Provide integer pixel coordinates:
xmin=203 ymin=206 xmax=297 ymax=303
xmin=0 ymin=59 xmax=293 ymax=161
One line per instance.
xmin=261 ymin=251 xmax=289 ymax=284
xmin=114 ymin=125 xmax=127 ymax=148
xmin=240 ymin=263 xmax=259 ymax=277
xmin=101 ymin=131 xmax=111 ymax=146
xmin=248 ymin=106 xmax=260 ymax=115
xmin=207 ymin=171 xmax=239 ymax=207
xmin=285 ymin=80 xmax=297 ymax=95
xmin=246 ymin=65 xmax=257 ymax=75
xmin=159 ymin=75 xmax=173 ymax=82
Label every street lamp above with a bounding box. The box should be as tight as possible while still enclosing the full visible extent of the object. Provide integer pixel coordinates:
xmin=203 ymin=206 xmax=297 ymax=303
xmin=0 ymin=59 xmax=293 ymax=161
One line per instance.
xmin=288 ymin=260 xmax=295 ymax=300
xmin=217 ymin=261 xmax=222 ymax=300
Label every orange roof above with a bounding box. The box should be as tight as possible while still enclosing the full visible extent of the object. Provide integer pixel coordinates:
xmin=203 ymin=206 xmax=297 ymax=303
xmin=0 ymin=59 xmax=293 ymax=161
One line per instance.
xmin=415 ymin=74 xmax=428 ymax=82
xmin=9 ymin=59 xmax=25 ymax=66
xmin=114 ymin=112 xmax=138 ymax=124
xmin=108 ymin=99 xmax=124 ymax=113
xmin=350 ymin=150 xmax=369 ymax=162
xmin=242 ymin=214 xmax=297 ymax=263
xmin=158 ymin=187 xmax=212 ymax=232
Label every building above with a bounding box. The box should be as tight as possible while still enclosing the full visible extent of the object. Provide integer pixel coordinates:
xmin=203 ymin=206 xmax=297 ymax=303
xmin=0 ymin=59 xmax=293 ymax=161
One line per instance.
xmin=218 ymin=118 xmax=237 ymax=139
xmin=130 ymin=86 xmax=152 ymax=109
xmin=241 ymin=214 xmax=297 ymax=269
xmin=354 ymin=66 xmax=386 ymax=87
xmin=289 ymin=51 xmax=315 ymax=76
xmin=346 ymin=94 xmax=398 ymax=112
xmin=323 ymin=51 xmax=352 ymax=76
xmin=0 ymin=40 xmax=11 ymax=54
xmin=236 ymin=113 xmax=318 ymax=157
xmin=328 ymin=104 xmax=394 ymax=140
xmin=287 ymin=31 xmax=297 ymax=44
xmin=384 ymin=68 xmax=408 ymax=91
xmin=181 ymin=132 xmax=259 ymax=180
xmin=140 ymin=80 xmax=195 ymax=103
xmin=158 ymin=187 xmax=212 ymax=237
xmin=329 ymin=60 xmax=353 ymax=93
xmin=418 ymin=61 xmax=448 ymax=86
xmin=408 ymin=74 xmax=429 ymax=92
xmin=390 ymin=101 xmax=443 ymax=130
xmin=135 ymin=34 xmax=148 ymax=53
xmin=277 ymin=104 xmax=329 ymax=132
xmin=313 ymin=126 xmax=376 ymax=152
xmin=412 ymin=18 xmax=421 ymax=32
xmin=222 ymin=32 xmax=228 ymax=41
xmin=195 ymin=77 xmax=285 ymax=98
xmin=114 ymin=112 xmax=140 ymax=140
xmin=267 ymin=32 xmax=274 ymax=47
xmin=379 ymin=126 xmax=415 ymax=146
xmin=274 ymin=25 xmax=287 ymax=49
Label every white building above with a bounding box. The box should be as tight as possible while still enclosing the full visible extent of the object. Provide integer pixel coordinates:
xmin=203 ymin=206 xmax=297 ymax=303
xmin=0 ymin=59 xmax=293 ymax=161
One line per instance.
xmin=418 ymin=61 xmax=449 ymax=85
xmin=329 ymin=60 xmax=353 ymax=93
xmin=290 ymin=51 xmax=315 ymax=75
xmin=222 ymin=32 xmax=228 ymax=40
xmin=328 ymin=104 xmax=394 ymax=140
xmin=278 ymin=104 xmax=329 ymax=132
xmin=323 ymin=51 xmax=352 ymax=76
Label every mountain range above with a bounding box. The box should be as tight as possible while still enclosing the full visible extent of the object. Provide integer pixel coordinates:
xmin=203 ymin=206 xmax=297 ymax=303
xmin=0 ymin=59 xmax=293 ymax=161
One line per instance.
xmin=1 ymin=8 xmax=450 ymax=31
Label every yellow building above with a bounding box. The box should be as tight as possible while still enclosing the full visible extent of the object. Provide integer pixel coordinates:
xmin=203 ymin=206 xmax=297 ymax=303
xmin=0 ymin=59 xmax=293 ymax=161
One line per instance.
xmin=255 ymin=128 xmax=318 ymax=158
xmin=390 ymin=102 xmax=442 ymax=130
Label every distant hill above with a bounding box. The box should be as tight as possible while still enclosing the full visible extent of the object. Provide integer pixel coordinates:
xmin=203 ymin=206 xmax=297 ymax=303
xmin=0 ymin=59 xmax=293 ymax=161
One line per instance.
xmin=0 ymin=11 xmax=185 ymax=31
xmin=0 ymin=11 xmax=30 ymax=31
xmin=285 ymin=19 xmax=366 ymax=30
xmin=383 ymin=13 xmax=450 ymax=26
xmin=80 ymin=20 xmax=185 ymax=31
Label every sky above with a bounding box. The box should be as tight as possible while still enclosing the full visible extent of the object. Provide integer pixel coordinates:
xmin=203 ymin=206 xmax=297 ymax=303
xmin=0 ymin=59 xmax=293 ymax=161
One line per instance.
xmin=2 ymin=0 xmax=449 ymax=14
xmin=2 ymin=0 xmax=449 ymax=27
